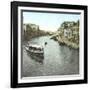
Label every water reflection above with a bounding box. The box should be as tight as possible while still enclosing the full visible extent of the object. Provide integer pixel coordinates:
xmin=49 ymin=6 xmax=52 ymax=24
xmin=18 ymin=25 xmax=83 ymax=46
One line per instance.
xmin=26 ymin=51 xmax=44 ymax=64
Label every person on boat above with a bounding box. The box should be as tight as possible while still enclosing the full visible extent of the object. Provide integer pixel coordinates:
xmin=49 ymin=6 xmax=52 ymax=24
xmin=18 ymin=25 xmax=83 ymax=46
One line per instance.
xmin=45 ymin=42 xmax=47 ymax=45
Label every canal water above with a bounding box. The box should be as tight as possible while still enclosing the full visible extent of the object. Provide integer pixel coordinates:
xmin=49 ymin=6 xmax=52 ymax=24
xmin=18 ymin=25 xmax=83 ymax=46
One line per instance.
xmin=22 ymin=36 xmax=79 ymax=77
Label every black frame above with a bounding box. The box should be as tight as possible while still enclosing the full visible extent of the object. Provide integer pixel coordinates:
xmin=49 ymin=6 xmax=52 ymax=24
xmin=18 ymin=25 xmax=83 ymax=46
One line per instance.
xmin=11 ymin=1 xmax=88 ymax=88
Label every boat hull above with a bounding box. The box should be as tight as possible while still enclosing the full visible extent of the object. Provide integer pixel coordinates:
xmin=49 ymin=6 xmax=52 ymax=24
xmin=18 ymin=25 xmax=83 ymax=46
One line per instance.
xmin=25 ymin=46 xmax=44 ymax=62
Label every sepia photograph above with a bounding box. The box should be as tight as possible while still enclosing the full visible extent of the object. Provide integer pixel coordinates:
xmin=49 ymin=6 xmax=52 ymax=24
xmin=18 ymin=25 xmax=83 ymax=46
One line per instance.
xmin=22 ymin=11 xmax=80 ymax=78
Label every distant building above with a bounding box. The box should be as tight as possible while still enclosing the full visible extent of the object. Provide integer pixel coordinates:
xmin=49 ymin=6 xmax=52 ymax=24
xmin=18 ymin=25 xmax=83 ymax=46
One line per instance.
xmin=30 ymin=24 xmax=39 ymax=30
xmin=61 ymin=21 xmax=79 ymax=39
xmin=61 ymin=21 xmax=75 ymax=29
xmin=64 ymin=29 xmax=73 ymax=39
xmin=67 ymin=22 xmax=75 ymax=27
xmin=23 ymin=24 xmax=39 ymax=31
xmin=23 ymin=24 xmax=27 ymax=31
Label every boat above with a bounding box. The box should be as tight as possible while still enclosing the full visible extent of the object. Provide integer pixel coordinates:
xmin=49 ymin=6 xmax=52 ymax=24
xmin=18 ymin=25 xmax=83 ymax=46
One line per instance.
xmin=25 ymin=44 xmax=44 ymax=59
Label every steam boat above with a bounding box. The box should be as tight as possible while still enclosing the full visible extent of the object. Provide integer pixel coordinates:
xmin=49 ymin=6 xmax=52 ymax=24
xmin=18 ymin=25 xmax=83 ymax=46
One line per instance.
xmin=25 ymin=44 xmax=44 ymax=58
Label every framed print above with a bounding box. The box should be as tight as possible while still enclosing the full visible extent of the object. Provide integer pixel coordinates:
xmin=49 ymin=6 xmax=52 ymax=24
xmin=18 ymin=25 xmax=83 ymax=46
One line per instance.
xmin=11 ymin=1 xmax=88 ymax=88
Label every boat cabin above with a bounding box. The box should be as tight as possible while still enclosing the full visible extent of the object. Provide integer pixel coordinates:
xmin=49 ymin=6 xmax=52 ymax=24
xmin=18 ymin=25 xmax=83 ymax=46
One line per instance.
xmin=26 ymin=44 xmax=44 ymax=54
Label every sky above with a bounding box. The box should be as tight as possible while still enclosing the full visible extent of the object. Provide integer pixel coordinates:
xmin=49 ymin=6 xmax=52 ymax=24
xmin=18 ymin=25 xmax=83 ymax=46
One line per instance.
xmin=23 ymin=11 xmax=80 ymax=32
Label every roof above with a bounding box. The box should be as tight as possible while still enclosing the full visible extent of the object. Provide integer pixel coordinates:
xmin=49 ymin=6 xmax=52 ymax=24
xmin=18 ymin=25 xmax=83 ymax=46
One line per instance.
xmin=28 ymin=44 xmax=43 ymax=49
